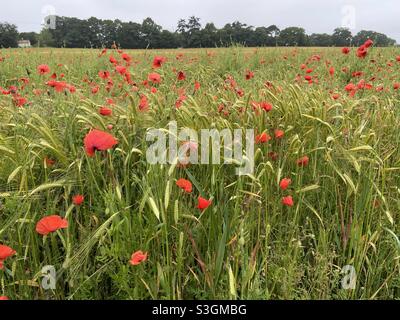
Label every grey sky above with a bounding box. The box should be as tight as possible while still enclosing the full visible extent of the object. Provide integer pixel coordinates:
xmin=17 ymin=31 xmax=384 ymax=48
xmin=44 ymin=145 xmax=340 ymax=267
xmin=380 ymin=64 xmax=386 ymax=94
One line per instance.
xmin=1 ymin=0 xmax=399 ymax=42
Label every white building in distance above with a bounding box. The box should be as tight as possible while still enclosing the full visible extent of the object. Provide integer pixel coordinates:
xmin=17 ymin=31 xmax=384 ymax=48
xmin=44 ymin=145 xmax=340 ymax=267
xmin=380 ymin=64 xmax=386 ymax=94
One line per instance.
xmin=18 ymin=40 xmax=31 ymax=48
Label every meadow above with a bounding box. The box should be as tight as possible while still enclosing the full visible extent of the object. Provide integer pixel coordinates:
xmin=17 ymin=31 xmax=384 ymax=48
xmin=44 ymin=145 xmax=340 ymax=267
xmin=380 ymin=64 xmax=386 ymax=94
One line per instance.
xmin=0 ymin=45 xmax=399 ymax=300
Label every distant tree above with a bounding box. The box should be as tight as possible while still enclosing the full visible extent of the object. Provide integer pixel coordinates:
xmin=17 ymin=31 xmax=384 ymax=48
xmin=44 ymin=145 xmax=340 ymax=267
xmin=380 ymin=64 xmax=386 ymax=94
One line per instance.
xmin=38 ymin=28 xmax=56 ymax=47
xmin=331 ymin=28 xmax=352 ymax=46
xmin=117 ymin=21 xmax=144 ymax=49
xmin=0 ymin=22 xmax=18 ymax=48
xmin=31 ymin=15 xmax=397 ymax=49
xmin=266 ymin=25 xmax=280 ymax=46
xmin=309 ymin=33 xmax=332 ymax=47
xmin=353 ymin=30 xmax=395 ymax=47
xmin=186 ymin=16 xmax=202 ymax=47
xmin=19 ymin=32 xmax=39 ymax=46
xmin=141 ymin=18 xmax=162 ymax=48
xmin=158 ymin=30 xmax=179 ymax=49
xmin=278 ymin=27 xmax=308 ymax=46
xmin=252 ymin=27 xmax=270 ymax=46
xmin=201 ymin=22 xmax=219 ymax=47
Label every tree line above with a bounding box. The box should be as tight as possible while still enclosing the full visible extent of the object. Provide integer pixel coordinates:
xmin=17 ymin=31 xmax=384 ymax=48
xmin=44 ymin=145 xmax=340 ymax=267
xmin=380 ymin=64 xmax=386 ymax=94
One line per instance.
xmin=0 ymin=16 xmax=397 ymax=49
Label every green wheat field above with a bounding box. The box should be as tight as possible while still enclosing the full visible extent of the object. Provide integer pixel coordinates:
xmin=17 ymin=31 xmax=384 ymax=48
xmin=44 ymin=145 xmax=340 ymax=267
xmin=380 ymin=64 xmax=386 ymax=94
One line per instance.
xmin=0 ymin=45 xmax=399 ymax=300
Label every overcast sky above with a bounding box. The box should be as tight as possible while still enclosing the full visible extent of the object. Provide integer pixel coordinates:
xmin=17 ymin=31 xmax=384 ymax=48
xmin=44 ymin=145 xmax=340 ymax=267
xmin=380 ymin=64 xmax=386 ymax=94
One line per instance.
xmin=1 ymin=0 xmax=399 ymax=42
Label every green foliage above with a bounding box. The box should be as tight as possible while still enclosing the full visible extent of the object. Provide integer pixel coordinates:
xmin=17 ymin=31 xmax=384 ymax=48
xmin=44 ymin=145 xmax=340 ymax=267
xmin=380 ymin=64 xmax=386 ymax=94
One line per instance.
xmin=0 ymin=23 xmax=19 ymax=48
xmin=0 ymin=46 xmax=399 ymax=300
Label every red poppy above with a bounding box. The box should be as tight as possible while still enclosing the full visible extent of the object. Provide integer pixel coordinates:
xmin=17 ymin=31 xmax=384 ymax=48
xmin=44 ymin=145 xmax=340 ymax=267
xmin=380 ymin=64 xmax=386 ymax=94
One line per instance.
xmin=129 ymin=251 xmax=148 ymax=266
xmin=121 ymin=53 xmax=131 ymax=62
xmin=255 ymin=132 xmax=271 ymax=144
xmin=356 ymin=45 xmax=368 ymax=58
xmin=176 ymin=179 xmax=192 ymax=193
xmin=177 ymin=71 xmax=186 ymax=81
xmin=148 ymin=73 xmax=161 ymax=84
xmin=342 ymin=47 xmax=350 ymax=54
xmin=282 ymin=196 xmax=294 ymax=207
xmin=197 ymin=197 xmax=212 ymax=211
xmin=84 ymin=129 xmax=118 ymax=157
xmin=45 ymin=157 xmax=55 ymax=167
xmin=0 ymin=245 xmax=16 ymax=270
xmin=115 ymin=65 xmax=127 ymax=75
xmin=38 ymin=64 xmax=50 ymax=75
xmin=245 ymin=70 xmax=254 ymax=80
xmin=153 ymin=56 xmax=166 ymax=68
xmin=393 ymin=83 xmax=400 ymax=90
xmin=0 ymin=296 xmax=9 ymax=300
xmin=260 ymin=102 xmax=273 ymax=112
xmin=194 ymin=81 xmax=201 ymax=91
xmin=274 ymin=129 xmax=285 ymax=139
xmin=13 ymin=95 xmax=28 ymax=107
xmin=98 ymin=71 xmax=110 ymax=79
xmin=99 ymin=106 xmax=112 ymax=116
xmin=36 ymin=215 xmax=68 ymax=236
xmin=280 ymin=178 xmax=291 ymax=191
xmin=364 ymin=39 xmax=373 ymax=48
xmin=345 ymin=83 xmax=357 ymax=92
xmin=72 ymin=194 xmax=84 ymax=206
xmin=297 ymin=156 xmax=309 ymax=167
xmin=396 ymin=56 xmax=400 ymax=62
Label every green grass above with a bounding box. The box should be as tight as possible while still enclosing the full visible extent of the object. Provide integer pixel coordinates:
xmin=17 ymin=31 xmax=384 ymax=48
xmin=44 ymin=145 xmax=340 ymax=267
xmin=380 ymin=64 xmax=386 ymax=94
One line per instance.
xmin=0 ymin=46 xmax=399 ymax=300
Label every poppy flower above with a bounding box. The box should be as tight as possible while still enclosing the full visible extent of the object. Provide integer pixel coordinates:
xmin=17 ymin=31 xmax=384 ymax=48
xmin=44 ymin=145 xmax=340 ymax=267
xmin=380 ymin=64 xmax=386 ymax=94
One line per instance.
xmin=0 ymin=245 xmax=16 ymax=270
xmin=282 ymin=196 xmax=294 ymax=207
xmin=98 ymin=71 xmax=110 ymax=79
xmin=129 ymin=251 xmax=148 ymax=266
xmin=345 ymin=83 xmax=357 ymax=92
xmin=364 ymin=39 xmax=373 ymax=48
xmin=84 ymin=129 xmax=118 ymax=157
xmin=72 ymin=194 xmax=84 ymax=206
xmin=245 ymin=70 xmax=254 ymax=80
xmin=255 ymin=132 xmax=271 ymax=144
xmin=121 ymin=53 xmax=131 ymax=62
xmin=38 ymin=64 xmax=50 ymax=75
xmin=356 ymin=45 xmax=368 ymax=58
xmin=260 ymin=102 xmax=273 ymax=112
xmin=45 ymin=157 xmax=55 ymax=167
xmin=99 ymin=106 xmax=112 ymax=116
xmin=280 ymin=178 xmax=292 ymax=191
xmin=194 ymin=81 xmax=201 ymax=91
xmin=36 ymin=215 xmax=68 ymax=236
xmin=197 ymin=197 xmax=212 ymax=211
xmin=148 ymin=73 xmax=161 ymax=84
xmin=176 ymin=179 xmax=192 ymax=193
xmin=153 ymin=56 xmax=166 ymax=68
xmin=0 ymin=296 xmax=9 ymax=300
xmin=297 ymin=156 xmax=309 ymax=167
xmin=177 ymin=71 xmax=186 ymax=81
xmin=342 ymin=47 xmax=350 ymax=54
xmin=394 ymin=83 xmax=400 ymax=90
xmin=116 ymin=65 xmax=127 ymax=75
xmin=274 ymin=129 xmax=285 ymax=139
